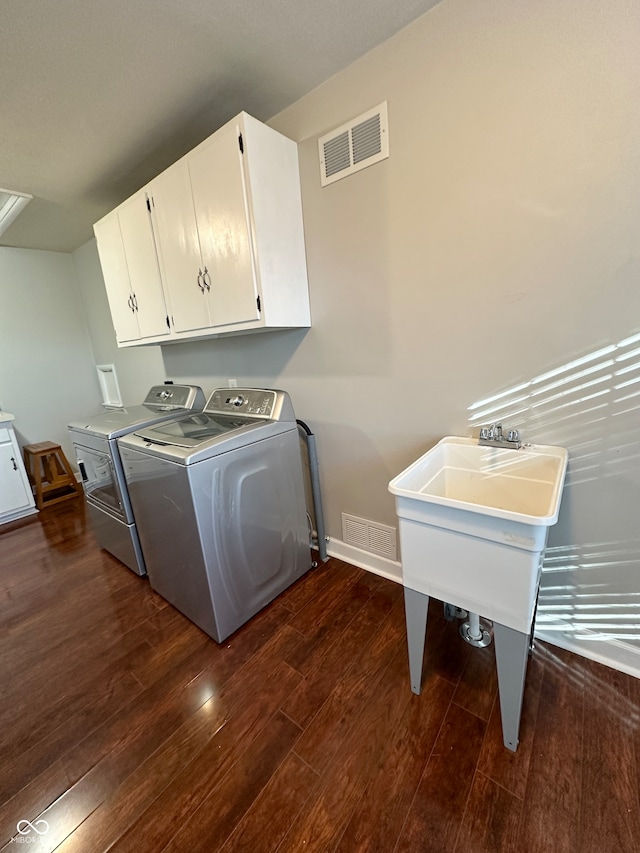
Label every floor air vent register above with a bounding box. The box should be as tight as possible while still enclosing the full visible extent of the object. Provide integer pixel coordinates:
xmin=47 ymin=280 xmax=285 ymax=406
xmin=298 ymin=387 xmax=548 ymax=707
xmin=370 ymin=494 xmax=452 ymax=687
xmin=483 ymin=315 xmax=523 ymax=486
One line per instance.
xmin=342 ymin=512 xmax=397 ymax=562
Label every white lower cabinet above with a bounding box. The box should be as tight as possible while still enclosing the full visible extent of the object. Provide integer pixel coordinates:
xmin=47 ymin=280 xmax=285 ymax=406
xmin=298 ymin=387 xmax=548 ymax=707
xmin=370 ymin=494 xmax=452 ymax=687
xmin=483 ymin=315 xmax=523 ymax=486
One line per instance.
xmin=95 ymin=112 xmax=310 ymax=347
xmin=0 ymin=421 xmax=37 ymax=524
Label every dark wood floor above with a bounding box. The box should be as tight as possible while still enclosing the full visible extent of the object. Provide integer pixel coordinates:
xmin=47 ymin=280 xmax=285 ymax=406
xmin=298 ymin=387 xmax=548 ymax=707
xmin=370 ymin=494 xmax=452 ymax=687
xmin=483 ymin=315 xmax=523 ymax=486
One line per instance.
xmin=1 ymin=499 xmax=639 ymax=852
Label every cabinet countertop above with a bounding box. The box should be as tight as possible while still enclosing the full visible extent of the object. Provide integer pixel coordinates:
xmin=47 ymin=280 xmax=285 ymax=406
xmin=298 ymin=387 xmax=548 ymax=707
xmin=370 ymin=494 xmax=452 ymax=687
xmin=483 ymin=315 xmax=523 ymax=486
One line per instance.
xmin=0 ymin=412 xmax=16 ymax=425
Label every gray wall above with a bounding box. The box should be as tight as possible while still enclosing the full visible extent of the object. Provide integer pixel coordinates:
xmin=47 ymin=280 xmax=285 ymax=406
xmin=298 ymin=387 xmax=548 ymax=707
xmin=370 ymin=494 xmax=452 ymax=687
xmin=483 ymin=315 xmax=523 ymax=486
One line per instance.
xmin=6 ymin=0 xmax=638 ymax=677
xmin=161 ymin=0 xmax=640 ymax=675
xmin=0 ymin=246 xmax=101 ymax=464
xmin=0 ymin=241 xmax=165 ymax=470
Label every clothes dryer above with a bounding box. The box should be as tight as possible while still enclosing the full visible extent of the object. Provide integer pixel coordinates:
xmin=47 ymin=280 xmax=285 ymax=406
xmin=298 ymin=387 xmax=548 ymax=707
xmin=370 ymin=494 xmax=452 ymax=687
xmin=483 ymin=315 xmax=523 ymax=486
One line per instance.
xmin=68 ymin=384 xmax=205 ymax=575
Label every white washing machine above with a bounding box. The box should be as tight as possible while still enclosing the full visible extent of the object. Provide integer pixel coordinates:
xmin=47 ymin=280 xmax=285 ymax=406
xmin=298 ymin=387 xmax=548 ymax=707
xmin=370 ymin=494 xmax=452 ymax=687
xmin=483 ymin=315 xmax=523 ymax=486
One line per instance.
xmin=117 ymin=388 xmax=311 ymax=642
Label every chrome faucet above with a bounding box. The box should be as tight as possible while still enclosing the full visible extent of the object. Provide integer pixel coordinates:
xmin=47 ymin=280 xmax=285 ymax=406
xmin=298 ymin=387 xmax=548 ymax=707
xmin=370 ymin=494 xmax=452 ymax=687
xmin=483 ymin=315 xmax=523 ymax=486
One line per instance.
xmin=478 ymin=422 xmax=522 ymax=449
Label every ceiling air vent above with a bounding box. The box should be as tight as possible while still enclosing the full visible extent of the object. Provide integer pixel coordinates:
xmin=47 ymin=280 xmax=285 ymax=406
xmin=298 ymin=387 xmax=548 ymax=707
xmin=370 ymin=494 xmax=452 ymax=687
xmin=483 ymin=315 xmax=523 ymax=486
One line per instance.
xmin=318 ymin=102 xmax=389 ymax=187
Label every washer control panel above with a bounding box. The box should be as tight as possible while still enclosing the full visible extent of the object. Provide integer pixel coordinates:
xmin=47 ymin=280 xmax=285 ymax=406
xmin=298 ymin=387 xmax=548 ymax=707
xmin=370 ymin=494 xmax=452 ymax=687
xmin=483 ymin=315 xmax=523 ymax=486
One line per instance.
xmin=206 ymin=389 xmax=282 ymax=419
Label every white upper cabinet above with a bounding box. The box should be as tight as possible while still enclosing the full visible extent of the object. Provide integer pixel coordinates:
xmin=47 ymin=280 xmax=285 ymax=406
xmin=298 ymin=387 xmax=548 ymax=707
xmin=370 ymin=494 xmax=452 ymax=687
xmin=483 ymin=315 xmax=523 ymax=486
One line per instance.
xmin=94 ymin=189 xmax=171 ymax=345
xmin=187 ymin=118 xmax=260 ymax=330
xmin=94 ymin=213 xmax=140 ymax=344
xmin=149 ymin=160 xmax=209 ymax=333
xmin=232 ymin=114 xmax=310 ymax=333
xmin=95 ymin=112 xmax=310 ymax=347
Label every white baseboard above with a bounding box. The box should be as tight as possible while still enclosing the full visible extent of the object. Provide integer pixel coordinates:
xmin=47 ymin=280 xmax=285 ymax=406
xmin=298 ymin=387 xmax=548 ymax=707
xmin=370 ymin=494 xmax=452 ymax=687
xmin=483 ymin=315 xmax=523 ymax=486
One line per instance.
xmin=326 ymin=538 xmax=640 ymax=679
xmin=1 ymin=505 xmax=38 ymax=524
xmin=326 ymin=537 xmax=402 ymax=585
xmin=535 ymin=622 xmax=640 ymax=680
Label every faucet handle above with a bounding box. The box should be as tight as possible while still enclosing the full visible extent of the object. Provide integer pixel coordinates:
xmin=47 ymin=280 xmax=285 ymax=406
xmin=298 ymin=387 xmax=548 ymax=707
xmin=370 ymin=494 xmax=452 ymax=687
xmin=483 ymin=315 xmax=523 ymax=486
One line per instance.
xmin=507 ymin=429 xmax=521 ymax=445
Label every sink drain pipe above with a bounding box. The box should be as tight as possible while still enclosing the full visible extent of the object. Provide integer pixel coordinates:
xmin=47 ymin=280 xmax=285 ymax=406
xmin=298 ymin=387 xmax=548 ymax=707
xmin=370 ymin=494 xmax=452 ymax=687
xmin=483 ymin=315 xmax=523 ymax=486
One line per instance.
xmin=460 ymin=612 xmax=492 ymax=647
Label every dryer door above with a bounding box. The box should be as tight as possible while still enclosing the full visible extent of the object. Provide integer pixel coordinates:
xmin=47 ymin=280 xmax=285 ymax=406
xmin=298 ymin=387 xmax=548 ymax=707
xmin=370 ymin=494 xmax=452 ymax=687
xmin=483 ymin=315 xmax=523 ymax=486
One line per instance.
xmin=72 ymin=439 xmax=125 ymax=520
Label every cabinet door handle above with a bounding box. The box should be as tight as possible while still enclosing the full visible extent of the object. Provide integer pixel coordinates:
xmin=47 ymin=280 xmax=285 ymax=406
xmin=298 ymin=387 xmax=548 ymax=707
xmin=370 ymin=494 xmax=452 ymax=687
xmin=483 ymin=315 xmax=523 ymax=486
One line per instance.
xmin=197 ymin=271 xmax=205 ymax=292
xmin=10 ymin=456 xmax=18 ymax=471
xmin=127 ymin=295 xmax=135 ymax=312
xmin=132 ymin=293 xmax=138 ymax=311
xmin=78 ymin=461 xmax=88 ymax=482
xmin=203 ymin=268 xmax=211 ymax=291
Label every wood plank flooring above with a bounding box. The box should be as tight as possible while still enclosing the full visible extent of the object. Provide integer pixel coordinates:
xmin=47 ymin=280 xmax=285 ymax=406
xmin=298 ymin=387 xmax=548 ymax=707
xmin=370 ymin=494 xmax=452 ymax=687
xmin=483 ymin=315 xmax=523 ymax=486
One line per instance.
xmin=1 ymin=500 xmax=639 ymax=852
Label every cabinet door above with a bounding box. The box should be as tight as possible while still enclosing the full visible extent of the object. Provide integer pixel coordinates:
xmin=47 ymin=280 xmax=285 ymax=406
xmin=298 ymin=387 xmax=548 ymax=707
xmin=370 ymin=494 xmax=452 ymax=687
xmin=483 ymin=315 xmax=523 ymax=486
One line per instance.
xmin=117 ymin=191 xmax=171 ymax=340
xmin=151 ymin=162 xmax=212 ymax=333
xmin=189 ymin=122 xmax=260 ymax=328
xmin=0 ymin=442 xmax=32 ymax=515
xmin=94 ymin=214 xmax=140 ymax=344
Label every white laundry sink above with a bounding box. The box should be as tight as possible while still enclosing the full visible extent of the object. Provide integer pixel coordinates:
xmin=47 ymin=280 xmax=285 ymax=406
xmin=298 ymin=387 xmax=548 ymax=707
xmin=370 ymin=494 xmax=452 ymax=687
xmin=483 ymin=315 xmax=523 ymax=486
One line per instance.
xmin=389 ymin=435 xmax=568 ymax=751
xmin=389 ymin=436 xmax=568 ymax=633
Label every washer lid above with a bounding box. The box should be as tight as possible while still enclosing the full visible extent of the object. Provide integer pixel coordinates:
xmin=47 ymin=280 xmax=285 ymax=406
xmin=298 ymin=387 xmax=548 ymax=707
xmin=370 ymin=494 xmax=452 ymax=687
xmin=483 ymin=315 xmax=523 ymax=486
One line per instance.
xmin=119 ymin=416 xmax=296 ymax=464
xmin=134 ymin=412 xmax=262 ymax=448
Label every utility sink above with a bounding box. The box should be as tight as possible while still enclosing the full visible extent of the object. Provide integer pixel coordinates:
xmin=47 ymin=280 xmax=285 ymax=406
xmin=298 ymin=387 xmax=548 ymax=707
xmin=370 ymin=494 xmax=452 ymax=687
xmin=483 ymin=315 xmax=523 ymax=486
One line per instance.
xmin=389 ymin=436 xmax=568 ymax=632
xmin=389 ymin=435 xmax=568 ymax=751
xmin=390 ymin=436 xmax=567 ymax=526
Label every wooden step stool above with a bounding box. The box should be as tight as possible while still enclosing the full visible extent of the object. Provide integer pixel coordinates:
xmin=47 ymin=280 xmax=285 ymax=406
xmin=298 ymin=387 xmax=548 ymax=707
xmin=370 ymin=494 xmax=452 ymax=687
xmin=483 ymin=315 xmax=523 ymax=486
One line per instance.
xmin=23 ymin=441 xmax=83 ymax=510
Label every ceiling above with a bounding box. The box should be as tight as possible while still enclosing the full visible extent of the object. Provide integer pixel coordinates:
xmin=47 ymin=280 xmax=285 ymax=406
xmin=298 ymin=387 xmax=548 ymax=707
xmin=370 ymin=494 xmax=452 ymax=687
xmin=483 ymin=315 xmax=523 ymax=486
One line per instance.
xmin=0 ymin=0 xmax=441 ymax=254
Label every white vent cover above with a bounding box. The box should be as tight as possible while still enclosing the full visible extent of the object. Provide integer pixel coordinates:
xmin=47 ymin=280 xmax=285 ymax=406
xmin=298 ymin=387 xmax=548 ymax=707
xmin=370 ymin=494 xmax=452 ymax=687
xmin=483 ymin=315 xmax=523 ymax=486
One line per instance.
xmin=342 ymin=513 xmax=397 ymax=561
xmin=318 ymin=102 xmax=389 ymax=186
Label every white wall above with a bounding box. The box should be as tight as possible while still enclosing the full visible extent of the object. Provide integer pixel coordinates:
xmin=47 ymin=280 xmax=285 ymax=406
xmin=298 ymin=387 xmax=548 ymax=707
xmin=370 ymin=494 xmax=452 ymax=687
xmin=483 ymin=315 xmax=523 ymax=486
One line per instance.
xmin=161 ymin=0 xmax=640 ymax=674
xmin=0 ymin=246 xmax=101 ymax=465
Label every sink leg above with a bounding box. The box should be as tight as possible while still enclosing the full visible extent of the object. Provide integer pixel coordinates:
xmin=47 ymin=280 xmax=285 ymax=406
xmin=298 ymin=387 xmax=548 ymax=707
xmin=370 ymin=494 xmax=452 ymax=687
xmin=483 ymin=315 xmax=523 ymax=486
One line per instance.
xmin=404 ymin=587 xmax=429 ymax=694
xmin=493 ymin=621 xmax=530 ymax=752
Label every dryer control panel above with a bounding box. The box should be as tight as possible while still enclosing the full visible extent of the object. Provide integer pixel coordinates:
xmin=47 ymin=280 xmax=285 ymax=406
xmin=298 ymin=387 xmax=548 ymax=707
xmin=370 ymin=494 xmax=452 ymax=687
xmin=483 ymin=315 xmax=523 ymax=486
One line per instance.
xmin=142 ymin=384 xmax=206 ymax=412
xmin=205 ymin=389 xmax=295 ymax=422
